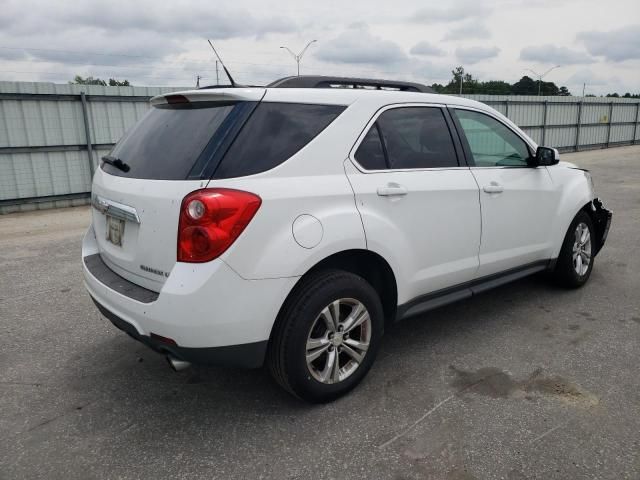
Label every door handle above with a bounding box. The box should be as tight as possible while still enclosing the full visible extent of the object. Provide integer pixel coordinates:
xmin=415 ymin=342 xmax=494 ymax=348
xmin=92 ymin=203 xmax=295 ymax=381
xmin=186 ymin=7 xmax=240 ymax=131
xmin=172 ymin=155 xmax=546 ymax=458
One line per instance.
xmin=483 ymin=183 xmax=504 ymax=194
xmin=377 ymin=183 xmax=408 ymax=197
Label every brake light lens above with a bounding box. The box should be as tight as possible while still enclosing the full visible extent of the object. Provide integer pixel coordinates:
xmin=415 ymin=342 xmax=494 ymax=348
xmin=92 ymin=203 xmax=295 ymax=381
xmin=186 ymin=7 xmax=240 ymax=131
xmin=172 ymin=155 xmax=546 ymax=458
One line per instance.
xmin=177 ymin=188 xmax=262 ymax=263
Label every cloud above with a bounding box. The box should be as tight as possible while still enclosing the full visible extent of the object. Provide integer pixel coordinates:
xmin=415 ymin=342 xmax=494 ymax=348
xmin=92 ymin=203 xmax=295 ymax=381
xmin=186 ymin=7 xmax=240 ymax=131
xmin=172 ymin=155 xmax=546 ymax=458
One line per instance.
xmin=443 ymin=23 xmax=491 ymax=41
xmin=566 ymin=69 xmax=610 ymax=86
xmin=519 ymin=45 xmax=593 ymax=65
xmin=411 ymin=0 xmax=492 ymax=24
xmin=0 ymin=1 xmax=297 ymax=39
xmin=409 ymin=41 xmax=445 ymax=57
xmin=0 ymin=29 xmax=182 ymax=66
xmin=577 ymin=25 xmax=640 ymax=62
xmin=315 ymin=24 xmax=408 ymax=65
xmin=455 ymin=46 xmax=500 ymax=64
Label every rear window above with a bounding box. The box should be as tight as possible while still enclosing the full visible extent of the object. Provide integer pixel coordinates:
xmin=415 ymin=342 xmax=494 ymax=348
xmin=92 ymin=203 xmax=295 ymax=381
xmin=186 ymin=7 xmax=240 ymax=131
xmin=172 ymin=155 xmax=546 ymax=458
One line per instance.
xmin=213 ymin=103 xmax=346 ymax=179
xmin=102 ymin=102 xmax=248 ymax=180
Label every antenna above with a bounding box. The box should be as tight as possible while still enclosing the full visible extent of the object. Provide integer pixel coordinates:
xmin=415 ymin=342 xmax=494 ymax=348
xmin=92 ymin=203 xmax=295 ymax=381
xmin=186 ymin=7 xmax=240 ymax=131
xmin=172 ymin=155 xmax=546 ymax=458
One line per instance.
xmin=207 ymin=39 xmax=237 ymax=87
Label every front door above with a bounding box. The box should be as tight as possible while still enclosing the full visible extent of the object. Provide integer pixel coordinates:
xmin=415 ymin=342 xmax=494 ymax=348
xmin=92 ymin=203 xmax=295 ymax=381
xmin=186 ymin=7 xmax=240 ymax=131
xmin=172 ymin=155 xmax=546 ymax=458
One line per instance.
xmin=451 ymin=107 xmax=558 ymax=277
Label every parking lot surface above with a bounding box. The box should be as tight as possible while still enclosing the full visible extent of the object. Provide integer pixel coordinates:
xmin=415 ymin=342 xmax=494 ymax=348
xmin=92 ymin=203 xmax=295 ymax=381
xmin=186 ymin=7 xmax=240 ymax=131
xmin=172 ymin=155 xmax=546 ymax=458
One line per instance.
xmin=1 ymin=146 xmax=639 ymax=480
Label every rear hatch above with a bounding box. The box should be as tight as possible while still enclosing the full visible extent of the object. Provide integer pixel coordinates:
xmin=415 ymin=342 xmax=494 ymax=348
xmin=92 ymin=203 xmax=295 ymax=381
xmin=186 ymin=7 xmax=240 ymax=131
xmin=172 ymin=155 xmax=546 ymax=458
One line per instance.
xmin=91 ymin=89 xmax=265 ymax=292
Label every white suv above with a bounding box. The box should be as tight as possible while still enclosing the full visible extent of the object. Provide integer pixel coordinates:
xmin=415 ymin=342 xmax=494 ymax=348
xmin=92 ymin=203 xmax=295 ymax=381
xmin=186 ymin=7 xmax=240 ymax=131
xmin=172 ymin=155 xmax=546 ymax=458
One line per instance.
xmin=82 ymin=76 xmax=612 ymax=402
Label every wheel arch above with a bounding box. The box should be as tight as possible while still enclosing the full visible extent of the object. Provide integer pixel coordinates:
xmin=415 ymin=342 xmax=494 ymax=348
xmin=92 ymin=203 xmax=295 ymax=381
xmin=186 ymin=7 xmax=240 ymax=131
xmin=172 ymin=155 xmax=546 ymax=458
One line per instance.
xmin=269 ymin=249 xmax=399 ymax=345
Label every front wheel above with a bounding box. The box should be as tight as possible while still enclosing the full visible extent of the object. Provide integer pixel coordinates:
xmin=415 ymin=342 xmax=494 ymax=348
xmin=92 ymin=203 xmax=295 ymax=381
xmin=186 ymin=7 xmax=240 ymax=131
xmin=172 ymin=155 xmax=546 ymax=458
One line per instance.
xmin=267 ymin=270 xmax=384 ymax=403
xmin=553 ymin=211 xmax=595 ymax=288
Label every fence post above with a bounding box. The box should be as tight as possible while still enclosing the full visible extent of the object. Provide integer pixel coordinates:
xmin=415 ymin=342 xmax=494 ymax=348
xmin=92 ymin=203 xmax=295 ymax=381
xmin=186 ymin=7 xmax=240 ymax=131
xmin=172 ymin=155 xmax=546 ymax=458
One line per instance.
xmin=633 ymin=102 xmax=640 ymax=146
xmin=80 ymin=92 xmax=95 ymax=177
xmin=575 ymin=101 xmax=583 ymax=152
xmin=505 ymin=99 xmax=509 ymax=118
xmin=541 ymin=100 xmax=548 ymax=146
xmin=606 ymin=101 xmax=614 ymax=148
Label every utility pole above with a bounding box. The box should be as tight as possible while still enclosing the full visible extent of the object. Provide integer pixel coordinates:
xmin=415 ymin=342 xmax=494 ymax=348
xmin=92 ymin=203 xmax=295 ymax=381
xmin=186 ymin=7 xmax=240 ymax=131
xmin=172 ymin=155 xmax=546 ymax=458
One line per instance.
xmin=459 ymin=75 xmax=463 ymax=95
xmin=525 ymin=65 xmax=561 ymax=96
xmin=215 ymin=61 xmax=219 ymax=85
xmin=196 ymin=75 xmax=201 ymax=88
xmin=280 ymin=40 xmax=317 ymax=76
xmin=582 ymin=83 xmax=586 ymax=97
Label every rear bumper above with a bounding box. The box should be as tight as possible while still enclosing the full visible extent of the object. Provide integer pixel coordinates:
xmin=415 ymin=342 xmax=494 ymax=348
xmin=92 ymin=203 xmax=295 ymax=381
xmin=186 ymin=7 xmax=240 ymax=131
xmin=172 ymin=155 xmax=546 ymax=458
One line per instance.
xmin=82 ymin=224 xmax=298 ymax=368
xmin=592 ymin=197 xmax=612 ymax=255
xmin=91 ymin=297 xmax=267 ymax=368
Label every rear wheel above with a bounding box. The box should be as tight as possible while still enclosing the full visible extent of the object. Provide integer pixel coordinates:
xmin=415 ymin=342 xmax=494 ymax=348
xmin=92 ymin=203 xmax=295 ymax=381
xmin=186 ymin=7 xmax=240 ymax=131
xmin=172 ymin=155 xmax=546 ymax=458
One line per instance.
xmin=553 ymin=211 xmax=595 ymax=288
xmin=267 ymin=270 xmax=384 ymax=403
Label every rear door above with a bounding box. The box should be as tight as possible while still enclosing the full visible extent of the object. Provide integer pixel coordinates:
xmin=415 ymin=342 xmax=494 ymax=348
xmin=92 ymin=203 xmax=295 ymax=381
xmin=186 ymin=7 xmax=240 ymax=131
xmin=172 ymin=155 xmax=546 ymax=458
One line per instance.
xmin=345 ymin=104 xmax=481 ymax=303
xmin=450 ymin=107 xmax=557 ymax=277
xmin=91 ymin=93 xmax=262 ymax=291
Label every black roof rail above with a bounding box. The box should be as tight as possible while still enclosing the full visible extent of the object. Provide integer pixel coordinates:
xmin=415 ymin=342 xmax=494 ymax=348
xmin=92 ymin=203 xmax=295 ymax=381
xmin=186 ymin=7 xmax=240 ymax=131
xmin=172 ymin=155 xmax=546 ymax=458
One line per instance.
xmin=267 ymin=76 xmax=434 ymax=93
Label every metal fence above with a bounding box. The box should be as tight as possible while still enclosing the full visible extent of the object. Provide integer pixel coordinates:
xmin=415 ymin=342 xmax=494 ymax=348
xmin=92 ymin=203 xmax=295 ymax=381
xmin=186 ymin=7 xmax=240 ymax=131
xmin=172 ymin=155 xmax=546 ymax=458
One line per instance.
xmin=465 ymin=94 xmax=640 ymax=153
xmin=1 ymin=82 xmax=639 ymax=213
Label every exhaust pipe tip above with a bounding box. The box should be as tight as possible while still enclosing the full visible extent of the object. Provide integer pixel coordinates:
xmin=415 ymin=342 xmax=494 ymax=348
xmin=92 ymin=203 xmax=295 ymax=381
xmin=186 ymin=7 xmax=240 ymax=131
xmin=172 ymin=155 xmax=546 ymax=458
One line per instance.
xmin=166 ymin=355 xmax=191 ymax=372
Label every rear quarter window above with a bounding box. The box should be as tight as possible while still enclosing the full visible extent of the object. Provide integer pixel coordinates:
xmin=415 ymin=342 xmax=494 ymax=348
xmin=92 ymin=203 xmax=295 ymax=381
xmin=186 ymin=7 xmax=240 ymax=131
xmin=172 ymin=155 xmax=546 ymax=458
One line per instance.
xmin=213 ymin=103 xmax=346 ymax=179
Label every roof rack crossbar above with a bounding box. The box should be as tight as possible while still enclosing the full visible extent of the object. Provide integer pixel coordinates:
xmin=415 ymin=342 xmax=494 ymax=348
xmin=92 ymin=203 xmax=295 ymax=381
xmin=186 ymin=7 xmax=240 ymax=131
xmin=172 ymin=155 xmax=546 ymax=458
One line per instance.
xmin=267 ymin=76 xmax=434 ymax=93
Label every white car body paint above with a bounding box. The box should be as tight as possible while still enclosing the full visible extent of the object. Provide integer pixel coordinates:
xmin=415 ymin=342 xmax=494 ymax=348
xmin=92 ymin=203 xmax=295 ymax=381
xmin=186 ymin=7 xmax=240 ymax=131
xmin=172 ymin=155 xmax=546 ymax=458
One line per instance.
xmin=83 ymin=86 xmax=598 ymax=354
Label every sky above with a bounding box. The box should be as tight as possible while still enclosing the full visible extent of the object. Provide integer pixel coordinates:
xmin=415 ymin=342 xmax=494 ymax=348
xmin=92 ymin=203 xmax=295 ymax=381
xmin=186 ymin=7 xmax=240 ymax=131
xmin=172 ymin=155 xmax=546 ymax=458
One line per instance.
xmin=0 ymin=0 xmax=638 ymax=95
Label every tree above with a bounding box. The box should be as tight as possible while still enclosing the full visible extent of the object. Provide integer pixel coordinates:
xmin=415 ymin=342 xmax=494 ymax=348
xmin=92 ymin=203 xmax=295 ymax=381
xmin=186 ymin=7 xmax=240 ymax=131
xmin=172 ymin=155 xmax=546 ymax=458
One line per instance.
xmin=70 ymin=75 xmax=130 ymax=86
xmin=109 ymin=78 xmax=130 ymax=86
xmin=440 ymin=66 xmax=480 ymax=94
xmin=511 ymin=76 xmax=538 ymax=95
xmin=71 ymin=75 xmax=106 ymax=86
xmin=539 ymin=81 xmax=560 ymax=96
xmin=606 ymin=93 xmax=620 ymax=98
xmin=558 ymin=86 xmax=571 ymax=96
xmin=478 ymin=80 xmax=512 ymax=95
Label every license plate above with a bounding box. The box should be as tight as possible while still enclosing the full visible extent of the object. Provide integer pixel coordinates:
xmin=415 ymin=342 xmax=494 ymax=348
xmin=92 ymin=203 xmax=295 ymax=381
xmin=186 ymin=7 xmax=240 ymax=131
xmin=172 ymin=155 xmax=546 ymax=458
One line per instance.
xmin=106 ymin=215 xmax=125 ymax=247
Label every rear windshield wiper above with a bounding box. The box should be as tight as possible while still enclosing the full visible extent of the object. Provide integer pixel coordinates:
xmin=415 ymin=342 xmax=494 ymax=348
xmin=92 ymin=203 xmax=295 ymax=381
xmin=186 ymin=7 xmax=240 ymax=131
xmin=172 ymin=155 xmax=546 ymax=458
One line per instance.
xmin=101 ymin=155 xmax=130 ymax=173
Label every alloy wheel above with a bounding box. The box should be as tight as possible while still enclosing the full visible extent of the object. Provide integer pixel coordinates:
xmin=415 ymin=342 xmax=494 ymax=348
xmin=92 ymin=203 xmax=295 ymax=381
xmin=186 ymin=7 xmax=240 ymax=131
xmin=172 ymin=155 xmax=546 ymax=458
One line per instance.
xmin=305 ymin=298 xmax=372 ymax=384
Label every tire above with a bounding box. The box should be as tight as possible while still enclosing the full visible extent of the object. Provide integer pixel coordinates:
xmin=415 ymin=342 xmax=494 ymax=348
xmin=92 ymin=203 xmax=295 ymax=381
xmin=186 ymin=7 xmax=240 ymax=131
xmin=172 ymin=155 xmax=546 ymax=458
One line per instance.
xmin=553 ymin=210 xmax=595 ymax=288
xmin=267 ymin=269 xmax=384 ymax=403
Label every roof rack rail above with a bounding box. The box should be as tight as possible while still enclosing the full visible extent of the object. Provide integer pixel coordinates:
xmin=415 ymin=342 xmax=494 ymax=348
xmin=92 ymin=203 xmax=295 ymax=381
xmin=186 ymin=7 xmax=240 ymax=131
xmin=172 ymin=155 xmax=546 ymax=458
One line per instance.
xmin=267 ymin=76 xmax=434 ymax=93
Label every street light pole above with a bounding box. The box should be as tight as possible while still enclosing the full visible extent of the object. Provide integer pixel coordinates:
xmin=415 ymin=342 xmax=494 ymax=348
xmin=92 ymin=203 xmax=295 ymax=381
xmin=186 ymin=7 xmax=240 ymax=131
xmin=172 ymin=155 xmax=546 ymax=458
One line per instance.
xmin=525 ymin=65 xmax=561 ymax=96
xmin=280 ymin=40 xmax=317 ymax=76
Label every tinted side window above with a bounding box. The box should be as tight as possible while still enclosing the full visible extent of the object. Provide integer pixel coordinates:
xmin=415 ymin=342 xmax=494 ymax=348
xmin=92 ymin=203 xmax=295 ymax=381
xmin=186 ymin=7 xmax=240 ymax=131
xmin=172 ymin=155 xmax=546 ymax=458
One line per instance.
xmin=453 ymin=109 xmax=531 ymax=167
xmin=355 ymin=125 xmax=387 ymax=170
xmin=376 ymin=107 xmax=458 ymax=169
xmin=214 ymin=103 xmax=345 ymax=179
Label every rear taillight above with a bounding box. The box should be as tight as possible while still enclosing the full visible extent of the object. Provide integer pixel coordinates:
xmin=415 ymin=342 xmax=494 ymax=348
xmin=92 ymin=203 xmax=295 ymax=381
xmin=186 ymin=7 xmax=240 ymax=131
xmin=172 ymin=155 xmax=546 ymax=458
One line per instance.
xmin=177 ymin=188 xmax=262 ymax=263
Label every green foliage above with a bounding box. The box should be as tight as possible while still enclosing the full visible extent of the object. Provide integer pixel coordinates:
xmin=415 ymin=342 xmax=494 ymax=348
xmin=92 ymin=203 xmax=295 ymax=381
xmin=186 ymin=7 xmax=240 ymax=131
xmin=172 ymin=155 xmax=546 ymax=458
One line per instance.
xmin=70 ymin=75 xmax=130 ymax=86
xmin=429 ymin=68 xmax=574 ymax=96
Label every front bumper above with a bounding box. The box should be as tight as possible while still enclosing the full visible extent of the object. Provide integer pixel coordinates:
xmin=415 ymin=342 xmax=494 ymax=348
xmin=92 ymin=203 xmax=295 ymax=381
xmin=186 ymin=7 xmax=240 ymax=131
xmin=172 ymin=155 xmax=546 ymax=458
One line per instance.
xmin=591 ymin=197 xmax=612 ymax=256
xmin=82 ymin=225 xmax=298 ymax=368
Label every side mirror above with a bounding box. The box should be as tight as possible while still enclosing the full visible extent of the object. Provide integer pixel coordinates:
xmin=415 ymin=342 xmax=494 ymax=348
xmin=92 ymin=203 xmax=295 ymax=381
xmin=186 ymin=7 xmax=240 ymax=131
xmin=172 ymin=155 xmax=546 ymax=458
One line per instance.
xmin=533 ymin=146 xmax=560 ymax=166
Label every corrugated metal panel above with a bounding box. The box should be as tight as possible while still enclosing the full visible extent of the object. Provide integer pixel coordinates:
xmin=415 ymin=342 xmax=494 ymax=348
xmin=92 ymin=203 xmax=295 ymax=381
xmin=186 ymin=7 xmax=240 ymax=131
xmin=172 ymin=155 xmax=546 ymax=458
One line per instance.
xmin=0 ymin=81 xmax=188 ymax=208
xmin=1 ymin=83 xmax=639 ymax=213
xmin=610 ymin=124 xmax=635 ymax=143
xmin=545 ymin=127 xmax=578 ymax=148
xmin=612 ymin=104 xmax=638 ymax=123
xmin=580 ymin=103 xmax=611 ymax=125
xmin=520 ymin=127 xmax=542 ymax=145
xmin=547 ymin=103 xmax=578 ymax=126
xmin=579 ymin=125 xmax=608 ymax=146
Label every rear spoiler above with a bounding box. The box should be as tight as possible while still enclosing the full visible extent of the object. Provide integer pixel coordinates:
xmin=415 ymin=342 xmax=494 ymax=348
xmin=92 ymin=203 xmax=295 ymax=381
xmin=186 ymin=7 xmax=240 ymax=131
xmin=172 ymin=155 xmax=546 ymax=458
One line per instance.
xmin=150 ymin=88 xmax=266 ymax=106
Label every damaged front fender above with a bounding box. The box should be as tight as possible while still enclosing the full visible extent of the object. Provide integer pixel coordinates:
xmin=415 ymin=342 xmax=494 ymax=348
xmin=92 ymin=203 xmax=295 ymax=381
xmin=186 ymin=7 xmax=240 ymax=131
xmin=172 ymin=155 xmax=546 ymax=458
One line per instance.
xmin=590 ymin=198 xmax=612 ymax=256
